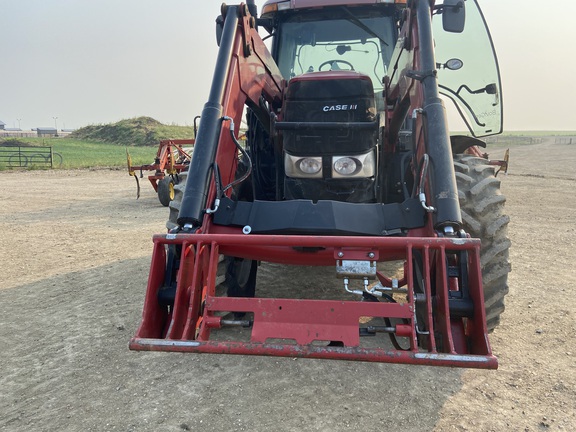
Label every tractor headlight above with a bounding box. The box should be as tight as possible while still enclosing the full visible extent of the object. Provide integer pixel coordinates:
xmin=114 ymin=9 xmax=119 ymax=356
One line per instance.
xmin=285 ymin=154 xmax=323 ymax=178
xmin=299 ymin=157 xmax=322 ymax=175
xmin=333 ymin=157 xmax=358 ymax=176
xmin=332 ymin=151 xmax=375 ymax=178
xmin=285 ymin=151 xmax=375 ymax=179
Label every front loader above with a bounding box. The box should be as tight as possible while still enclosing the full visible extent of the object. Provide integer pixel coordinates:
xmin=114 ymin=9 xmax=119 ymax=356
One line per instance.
xmin=130 ymin=0 xmax=510 ymax=368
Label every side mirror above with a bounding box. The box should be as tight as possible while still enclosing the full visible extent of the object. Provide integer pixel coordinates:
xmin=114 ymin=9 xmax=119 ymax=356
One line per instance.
xmin=216 ymin=15 xmax=224 ymax=46
xmin=442 ymin=0 xmax=465 ymax=33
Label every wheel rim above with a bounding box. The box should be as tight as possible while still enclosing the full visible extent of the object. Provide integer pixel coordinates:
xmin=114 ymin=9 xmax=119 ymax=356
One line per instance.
xmin=169 ymin=182 xmax=175 ymax=200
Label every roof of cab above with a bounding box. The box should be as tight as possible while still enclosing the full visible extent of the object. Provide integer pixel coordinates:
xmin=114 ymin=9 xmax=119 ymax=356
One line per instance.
xmin=261 ymin=0 xmax=405 ymax=16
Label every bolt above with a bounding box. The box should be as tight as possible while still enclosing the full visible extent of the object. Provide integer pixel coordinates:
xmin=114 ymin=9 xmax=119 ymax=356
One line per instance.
xmin=338 ymin=252 xmax=344 ymax=258
xmin=368 ymin=252 xmax=375 ymax=259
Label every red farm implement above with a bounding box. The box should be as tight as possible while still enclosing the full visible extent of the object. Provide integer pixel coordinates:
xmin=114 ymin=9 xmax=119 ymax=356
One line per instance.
xmin=126 ymin=117 xmax=199 ymax=206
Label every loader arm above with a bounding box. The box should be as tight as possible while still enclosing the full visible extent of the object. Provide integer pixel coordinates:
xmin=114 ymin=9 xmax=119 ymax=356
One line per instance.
xmin=386 ymin=0 xmax=461 ymax=232
xmin=177 ymin=5 xmax=283 ymax=229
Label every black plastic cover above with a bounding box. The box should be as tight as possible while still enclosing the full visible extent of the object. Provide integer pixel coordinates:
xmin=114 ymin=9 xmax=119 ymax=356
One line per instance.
xmin=213 ymin=196 xmax=425 ymax=236
xmin=283 ymin=72 xmax=377 ymax=155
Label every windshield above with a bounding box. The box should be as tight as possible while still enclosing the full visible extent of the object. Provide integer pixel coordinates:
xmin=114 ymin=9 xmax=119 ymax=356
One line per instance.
xmin=433 ymin=0 xmax=503 ymax=137
xmin=275 ymin=7 xmax=397 ymax=92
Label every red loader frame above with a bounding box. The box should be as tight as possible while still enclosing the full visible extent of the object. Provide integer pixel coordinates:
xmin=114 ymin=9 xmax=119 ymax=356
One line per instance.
xmin=130 ymin=2 xmax=498 ymax=368
xmin=132 ymin=233 xmax=495 ymax=368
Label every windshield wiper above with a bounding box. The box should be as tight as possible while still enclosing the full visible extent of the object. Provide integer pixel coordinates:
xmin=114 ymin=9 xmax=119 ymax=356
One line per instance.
xmin=341 ymin=6 xmax=389 ymax=47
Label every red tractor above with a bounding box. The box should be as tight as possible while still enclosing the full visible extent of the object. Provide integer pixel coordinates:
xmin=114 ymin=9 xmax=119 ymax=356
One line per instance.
xmin=130 ymin=0 xmax=510 ymax=369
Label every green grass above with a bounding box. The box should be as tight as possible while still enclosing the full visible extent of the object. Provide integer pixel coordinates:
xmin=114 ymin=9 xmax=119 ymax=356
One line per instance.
xmin=0 ymin=137 xmax=159 ymax=170
xmin=53 ymin=138 xmax=159 ymax=169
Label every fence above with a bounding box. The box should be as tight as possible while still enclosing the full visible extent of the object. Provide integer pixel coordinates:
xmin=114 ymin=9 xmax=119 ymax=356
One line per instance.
xmin=555 ymin=137 xmax=574 ymax=145
xmin=485 ymin=135 xmax=575 ymax=145
xmin=0 ymin=146 xmax=63 ymax=168
xmin=484 ymin=136 xmax=544 ymax=145
xmin=0 ymin=132 xmax=37 ymax=138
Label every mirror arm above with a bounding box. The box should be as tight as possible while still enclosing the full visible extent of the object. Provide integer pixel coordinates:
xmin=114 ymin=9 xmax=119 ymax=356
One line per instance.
xmin=433 ymin=1 xmax=464 ymax=14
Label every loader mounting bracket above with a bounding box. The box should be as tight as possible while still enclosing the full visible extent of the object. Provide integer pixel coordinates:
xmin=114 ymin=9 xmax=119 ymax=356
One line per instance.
xmin=130 ymin=233 xmax=498 ymax=369
xmin=212 ymin=197 xmax=426 ymax=236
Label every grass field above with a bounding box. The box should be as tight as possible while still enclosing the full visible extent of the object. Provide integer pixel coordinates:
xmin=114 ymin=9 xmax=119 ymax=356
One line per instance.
xmin=0 ymin=137 xmax=158 ymax=170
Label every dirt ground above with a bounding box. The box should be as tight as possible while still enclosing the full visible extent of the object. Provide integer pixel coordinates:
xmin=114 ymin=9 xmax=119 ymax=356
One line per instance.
xmin=1 ymin=139 xmax=575 ymax=431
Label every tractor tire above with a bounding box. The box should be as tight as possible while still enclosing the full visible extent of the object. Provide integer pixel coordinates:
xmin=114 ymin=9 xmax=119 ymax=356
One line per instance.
xmin=157 ymin=177 xmax=175 ymax=207
xmin=454 ymin=154 xmax=511 ymax=331
xmin=166 ymin=171 xmax=186 ymax=231
xmin=166 ymin=170 xmax=257 ymax=298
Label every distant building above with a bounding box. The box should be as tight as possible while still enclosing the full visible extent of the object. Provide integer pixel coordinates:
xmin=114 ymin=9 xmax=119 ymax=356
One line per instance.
xmin=0 ymin=120 xmax=5 ymax=130
xmin=36 ymin=127 xmax=58 ymax=137
xmin=4 ymin=128 xmax=22 ymax=132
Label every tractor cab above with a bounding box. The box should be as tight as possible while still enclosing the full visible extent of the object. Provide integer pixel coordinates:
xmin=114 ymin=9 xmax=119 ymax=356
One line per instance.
xmin=259 ymin=2 xmax=403 ymax=203
xmin=261 ymin=2 xmax=400 ymax=99
xmin=261 ymin=0 xmax=503 ymax=137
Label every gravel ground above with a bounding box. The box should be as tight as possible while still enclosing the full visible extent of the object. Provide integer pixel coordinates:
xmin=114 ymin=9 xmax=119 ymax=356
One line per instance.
xmin=1 ymin=139 xmax=575 ymax=431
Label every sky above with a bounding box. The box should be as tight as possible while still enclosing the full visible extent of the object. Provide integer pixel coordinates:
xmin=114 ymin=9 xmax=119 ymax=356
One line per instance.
xmin=1 ymin=0 xmax=574 ymax=132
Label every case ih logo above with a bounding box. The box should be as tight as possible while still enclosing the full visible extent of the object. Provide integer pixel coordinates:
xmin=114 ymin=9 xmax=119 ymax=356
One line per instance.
xmin=323 ymin=104 xmax=359 ymax=112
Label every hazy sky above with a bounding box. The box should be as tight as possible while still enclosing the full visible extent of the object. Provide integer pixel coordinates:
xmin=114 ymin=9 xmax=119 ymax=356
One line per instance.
xmin=1 ymin=0 xmax=574 ymax=131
